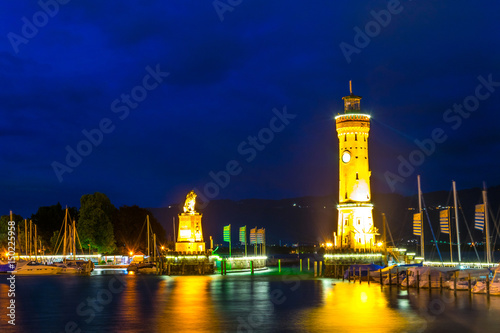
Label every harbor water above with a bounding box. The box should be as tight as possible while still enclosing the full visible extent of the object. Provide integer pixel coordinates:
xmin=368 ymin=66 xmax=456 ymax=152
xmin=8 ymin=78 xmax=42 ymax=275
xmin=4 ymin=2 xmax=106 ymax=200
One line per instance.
xmin=1 ymin=268 xmax=499 ymax=332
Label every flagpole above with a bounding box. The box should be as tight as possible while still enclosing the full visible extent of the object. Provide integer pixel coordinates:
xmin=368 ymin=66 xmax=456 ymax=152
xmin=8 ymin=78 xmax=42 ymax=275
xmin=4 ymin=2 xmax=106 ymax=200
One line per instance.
xmin=254 ymin=226 xmax=257 ymax=255
xmin=448 ymin=208 xmax=453 ymax=263
xmin=417 ymin=175 xmax=424 ymax=259
xmin=452 ymin=181 xmax=461 ymax=263
xmin=263 ymin=229 xmax=266 ymax=256
xmin=483 ymin=183 xmax=491 ymax=265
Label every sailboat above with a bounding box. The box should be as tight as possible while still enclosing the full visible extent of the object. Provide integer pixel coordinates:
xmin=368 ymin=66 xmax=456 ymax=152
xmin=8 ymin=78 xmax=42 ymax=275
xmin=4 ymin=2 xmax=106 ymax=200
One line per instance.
xmin=413 ymin=175 xmax=444 ymax=264
xmin=472 ymin=265 xmax=500 ymax=295
xmin=127 ymin=215 xmax=158 ymax=274
xmin=449 ymin=268 xmax=491 ymax=291
xmin=52 ymin=207 xmax=94 ymax=274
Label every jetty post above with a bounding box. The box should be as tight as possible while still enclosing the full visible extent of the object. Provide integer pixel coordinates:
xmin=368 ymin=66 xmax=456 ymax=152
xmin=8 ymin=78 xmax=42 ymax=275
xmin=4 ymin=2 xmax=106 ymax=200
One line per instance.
xmin=453 ymin=271 xmax=457 ymax=295
xmin=468 ymin=273 xmax=472 ymax=294
xmin=486 ymin=273 xmax=490 ymax=296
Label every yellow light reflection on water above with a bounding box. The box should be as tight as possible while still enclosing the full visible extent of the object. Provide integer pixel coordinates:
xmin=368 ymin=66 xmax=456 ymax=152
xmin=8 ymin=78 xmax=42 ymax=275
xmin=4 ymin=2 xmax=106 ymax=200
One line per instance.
xmin=296 ymin=281 xmax=413 ymax=332
xmin=155 ymin=276 xmax=221 ymax=332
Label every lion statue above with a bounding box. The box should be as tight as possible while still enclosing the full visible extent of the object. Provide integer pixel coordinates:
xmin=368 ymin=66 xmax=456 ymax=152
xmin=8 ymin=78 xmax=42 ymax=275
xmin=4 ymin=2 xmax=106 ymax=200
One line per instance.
xmin=183 ymin=190 xmax=197 ymax=214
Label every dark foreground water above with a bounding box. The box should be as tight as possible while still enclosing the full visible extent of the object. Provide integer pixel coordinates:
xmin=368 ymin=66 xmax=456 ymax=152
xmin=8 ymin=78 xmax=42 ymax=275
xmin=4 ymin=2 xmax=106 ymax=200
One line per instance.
xmin=1 ymin=268 xmax=499 ymax=333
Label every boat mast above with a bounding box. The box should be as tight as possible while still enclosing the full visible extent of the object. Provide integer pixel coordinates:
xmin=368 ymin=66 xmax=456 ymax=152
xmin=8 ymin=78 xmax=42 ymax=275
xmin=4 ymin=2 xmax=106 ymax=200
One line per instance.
xmin=30 ymin=219 xmax=32 ymax=257
xmin=63 ymin=208 xmax=68 ymax=257
xmin=35 ymin=224 xmax=38 ymax=261
xmin=25 ymin=219 xmax=28 ymax=256
xmin=147 ymin=215 xmax=150 ymax=262
xmin=418 ymin=175 xmax=424 ymax=259
xmin=73 ymin=220 xmax=76 ymax=260
xmin=483 ymin=183 xmax=491 ymax=265
xmin=452 ymin=181 xmax=461 ymax=263
xmin=382 ymin=213 xmax=388 ymax=265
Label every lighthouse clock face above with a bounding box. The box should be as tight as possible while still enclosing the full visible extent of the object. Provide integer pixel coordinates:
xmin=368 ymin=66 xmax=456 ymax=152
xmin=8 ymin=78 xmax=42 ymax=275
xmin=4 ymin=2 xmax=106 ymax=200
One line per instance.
xmin=342 ymin=151 xmax=351 ymax=163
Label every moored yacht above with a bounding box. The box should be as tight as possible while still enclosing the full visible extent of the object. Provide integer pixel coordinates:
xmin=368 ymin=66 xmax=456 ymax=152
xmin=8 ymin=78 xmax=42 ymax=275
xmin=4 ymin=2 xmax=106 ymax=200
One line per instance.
xmin=10 ymin=261 xmax=61 ymax=275
xmin=472 ymin=265 xmax=500 ymax=295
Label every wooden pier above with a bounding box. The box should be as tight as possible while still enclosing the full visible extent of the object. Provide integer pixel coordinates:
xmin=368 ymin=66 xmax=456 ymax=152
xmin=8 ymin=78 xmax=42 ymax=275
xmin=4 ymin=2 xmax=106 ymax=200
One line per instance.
xmin=323 ymin=250 xmax=385 ymax=278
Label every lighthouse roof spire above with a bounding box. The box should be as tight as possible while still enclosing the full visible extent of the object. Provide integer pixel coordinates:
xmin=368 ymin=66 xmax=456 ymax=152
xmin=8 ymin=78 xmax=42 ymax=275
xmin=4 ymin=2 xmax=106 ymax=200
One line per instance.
xmin=342 ymin=81 xmax=362 ymax=113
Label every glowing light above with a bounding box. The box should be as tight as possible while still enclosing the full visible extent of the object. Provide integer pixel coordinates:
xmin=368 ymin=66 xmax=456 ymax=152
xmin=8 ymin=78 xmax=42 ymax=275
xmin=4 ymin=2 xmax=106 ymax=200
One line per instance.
xmin=326 ymin=243 xmax=333 ymax=248
xmin=18 ymin=254 xmax=101 ymax=259
xmin=337 ymin=203 xmax=373 ymax=208
xmin=324 ymin=253 xmax=383 ymax=259
xmin=423 ymin=261 xmax=494 ymax=268
xmin=226 ymin=256 xmax=267 ymax=261
xmin=129 ymin=251 xmax=134 ymax=256
xmin=161 ymin=246 xmax=164 ymax=250
xmin=376 ymin=242 xmax=383 ymax=247
xmin=334 ymin=113 xmax=371 ymax=120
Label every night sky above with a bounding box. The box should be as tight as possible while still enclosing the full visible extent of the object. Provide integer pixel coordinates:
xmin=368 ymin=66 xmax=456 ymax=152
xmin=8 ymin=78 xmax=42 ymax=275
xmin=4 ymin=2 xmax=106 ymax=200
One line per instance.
xmin=2 ymin=1 xmax=500 ymax=218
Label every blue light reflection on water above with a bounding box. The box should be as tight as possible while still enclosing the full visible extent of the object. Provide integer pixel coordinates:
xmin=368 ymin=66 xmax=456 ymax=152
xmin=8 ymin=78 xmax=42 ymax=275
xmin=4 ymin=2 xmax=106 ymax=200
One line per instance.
xmin=1 ymin=268 xmax=500 ymax=332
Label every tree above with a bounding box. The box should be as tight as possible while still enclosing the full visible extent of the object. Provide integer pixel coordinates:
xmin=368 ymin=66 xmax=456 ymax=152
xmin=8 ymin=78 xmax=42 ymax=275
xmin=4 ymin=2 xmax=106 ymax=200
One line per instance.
xmin=0 ymin=213 xmax=24 ymax=252
xmin=112 ymin=205 xmax=167 ymax=255
xmin=30 ymin=203 xmax=78 ymax=252
xmin=78 ymin=192 xmax=117 ymax=254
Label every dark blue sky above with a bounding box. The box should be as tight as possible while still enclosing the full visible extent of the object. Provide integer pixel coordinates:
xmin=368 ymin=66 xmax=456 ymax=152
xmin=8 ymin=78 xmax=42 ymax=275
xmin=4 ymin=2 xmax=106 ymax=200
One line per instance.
xmin=1 ymin=1 xmax=500 ymax=218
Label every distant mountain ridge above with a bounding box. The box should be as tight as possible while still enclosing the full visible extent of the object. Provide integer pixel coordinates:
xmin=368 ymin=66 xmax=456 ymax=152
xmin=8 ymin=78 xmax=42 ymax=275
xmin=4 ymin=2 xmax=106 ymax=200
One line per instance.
xmin=149 ymin=185 xmax=500 ymax=246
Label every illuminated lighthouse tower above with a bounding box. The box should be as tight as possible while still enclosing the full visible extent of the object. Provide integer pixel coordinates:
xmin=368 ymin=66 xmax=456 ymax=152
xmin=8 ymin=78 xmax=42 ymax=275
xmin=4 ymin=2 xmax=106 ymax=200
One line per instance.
xmin=335 ymin=82 xmax=377 ymax=250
